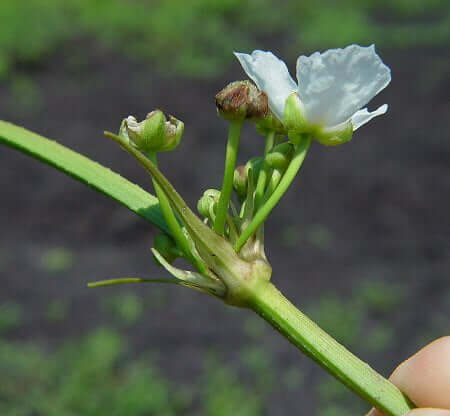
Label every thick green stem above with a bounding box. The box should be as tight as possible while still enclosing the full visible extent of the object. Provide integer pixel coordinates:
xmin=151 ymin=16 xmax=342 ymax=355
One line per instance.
xmin=254 ymin=131 xmax=276 ymax=211
xmin=234 ymin=136 xmax=311 ymax=252
xmin=214 ymin=121 xmax=242 ymax=236
xmin=249 ymin=282 xmax=415 ymax=416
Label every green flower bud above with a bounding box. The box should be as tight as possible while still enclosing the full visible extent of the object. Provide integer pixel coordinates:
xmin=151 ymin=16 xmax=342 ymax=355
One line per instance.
xmin=245 ymin=156 xmax=263 ymax=180
xmin=122 ymin=110 xmax=184 ymax=153
xmin=215 ymin=80 xmax=269 ymax=121
xmin=153 ymin=233 xmax=183 ymax=265
xmin=255 ymin=111 xmax=286 ymax=136
xmin=233 ymin=165 xmax=248 ymax=200
xmin=265 ymin=142 xmax=294 ymax=171
xmin=197 ymin=189 xmax=221 ymax=220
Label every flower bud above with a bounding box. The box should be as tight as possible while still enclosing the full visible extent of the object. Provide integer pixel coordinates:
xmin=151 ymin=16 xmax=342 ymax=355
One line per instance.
xmin=122 ymin=110 xmax=184 ymax=153
xmin=197 ymin=189 xmax=221 ymax=220
xmin=153 ymin=232 xmax=183 ymax=265
xmin=245 ymin=156 xmax=263 ymax=179
xmin=265 ymin=142 xmax=294 ymax=171
xmin=233 ymin=165 xmax=248 ymax=200
xmin=215 ymin=80 xmax=269 ymax=121
xmin=255 ymin=111 xmax=286 ymax=136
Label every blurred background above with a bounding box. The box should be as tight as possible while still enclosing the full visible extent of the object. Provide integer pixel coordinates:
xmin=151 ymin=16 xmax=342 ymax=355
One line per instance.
xmin=0 ymin=0 xmax=449 ymax=415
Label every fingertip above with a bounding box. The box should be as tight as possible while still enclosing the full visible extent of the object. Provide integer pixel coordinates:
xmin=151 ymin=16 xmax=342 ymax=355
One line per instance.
xmin=366 ymin=408 xmax=383 ymax=416
xmin=405 ymin=408 xmax=450 ymax=416
xmin=391 ymin=336 xmax=450 ymax=409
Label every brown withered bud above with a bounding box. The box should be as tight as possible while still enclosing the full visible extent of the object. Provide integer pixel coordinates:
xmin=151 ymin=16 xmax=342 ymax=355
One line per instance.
xmin=215 ymin=80 xmax=269 ymax=121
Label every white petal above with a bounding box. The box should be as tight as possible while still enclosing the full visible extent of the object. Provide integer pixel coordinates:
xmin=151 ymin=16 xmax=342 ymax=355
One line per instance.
xmin=296 ymin=44 xmax=391 ymax=127
xmin=234 ymin=50 xmax=297 ymax=121
xmin=350 ymin=104 xmax=388 ymax=130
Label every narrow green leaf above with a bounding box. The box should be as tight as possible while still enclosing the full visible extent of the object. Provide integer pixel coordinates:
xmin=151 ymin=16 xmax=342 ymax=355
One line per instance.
xmin=0 ymin=121 xmax=168 ymax=233
xmin=87 ymin=277 xmax=180 ymax=288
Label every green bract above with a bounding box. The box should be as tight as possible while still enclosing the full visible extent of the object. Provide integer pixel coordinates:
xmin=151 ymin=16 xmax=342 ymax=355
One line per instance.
xmin=153 ymin=232 xmax=184 ymax=264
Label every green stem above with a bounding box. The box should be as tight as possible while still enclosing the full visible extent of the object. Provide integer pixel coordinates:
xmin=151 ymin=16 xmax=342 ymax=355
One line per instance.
xmin=254 ymin=131 xmax=276 ymax=211
xmin=148 ymin=152 xmax=206 ymax=274
xmin=214 ymin=121 xmax=242 ymax=236
xmin=234 ymin=136 xmax=311 ymax=252
xmin=249 ymin=282 xmax=415 ymax=416
xmin=263 ymin=130 xmax=276 ymax=154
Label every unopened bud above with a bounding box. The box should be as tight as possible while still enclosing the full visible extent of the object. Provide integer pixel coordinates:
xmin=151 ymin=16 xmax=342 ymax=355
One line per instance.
xmin=245 ymin=156 xmax=263 ymax=180
xmin=255 ymin=111 xmax=286 ymax=136
xmin=233 ymin=165 xmax=248 ymax=200
xmin=153 ymin=233 xmax=183 ymax=265
xmin=215 ymin=81 xmax=269 ymax=121
xmin=122 ymin=110 xmax=184 ymax=153
xmin=265 ymin=142 xmax=294 ymax=171
xmin=197 ymin=189 xmax=221 ymax=220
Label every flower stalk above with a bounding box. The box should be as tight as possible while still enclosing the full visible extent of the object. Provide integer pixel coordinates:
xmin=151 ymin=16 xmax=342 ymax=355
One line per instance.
xmin=214 ymin=120 xmax=242 ymax=236
xmin=234 ymin=135 xmax=311 ymax=252
xmin=254 ymin=130 xmax=275 ymax=211
xmin=147 ymin=152 xmax=207 ymax=274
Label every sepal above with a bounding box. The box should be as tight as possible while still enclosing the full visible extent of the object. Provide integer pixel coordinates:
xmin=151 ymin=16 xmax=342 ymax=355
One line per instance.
xmin=283 ymin=93 xmax=307 ymax=134
xmin=315 ymin=121 xmax=353 ymax=146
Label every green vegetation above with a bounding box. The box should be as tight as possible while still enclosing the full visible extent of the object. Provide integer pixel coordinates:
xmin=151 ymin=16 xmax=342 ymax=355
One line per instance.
xmin=356 ymin=280 xmax=403 ymax=314
xmin=101 ymin=292 xmax=144 ymax=326
xmin=45 ymin=299 xmax=69 ymax=322
xmin=0 ymin=302 xmax=23 ymax=332
xmin=307 ymin=280 xmax=403 ymax=350
xmin=0 ymin=327 xmax=276 ymax=416
xmin=0 ymin=0 xmax=448 ymax=80
xmin=0 ymin=329 xmax=189 ymax=416
xmin=307 ymin=294 xmax=364 ymax=345
xmin=8 ymin=75 xmax=43 ymax=116
xmin=39 ymin=247 xmax=74 ymax=273
xmin=281 ymin=224 xmax=334 ymax=250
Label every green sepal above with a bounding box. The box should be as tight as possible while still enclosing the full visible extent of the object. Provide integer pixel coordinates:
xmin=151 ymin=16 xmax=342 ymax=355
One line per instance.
xmin=315 ymin=121 xmax=353 ymax=146
xmin=283 ymin=93 xmax=307 ymax=134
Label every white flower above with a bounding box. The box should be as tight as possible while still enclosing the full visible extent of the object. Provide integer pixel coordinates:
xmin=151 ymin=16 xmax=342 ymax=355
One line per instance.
xmin=234 ymin=45 xmax=391 ymax=144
